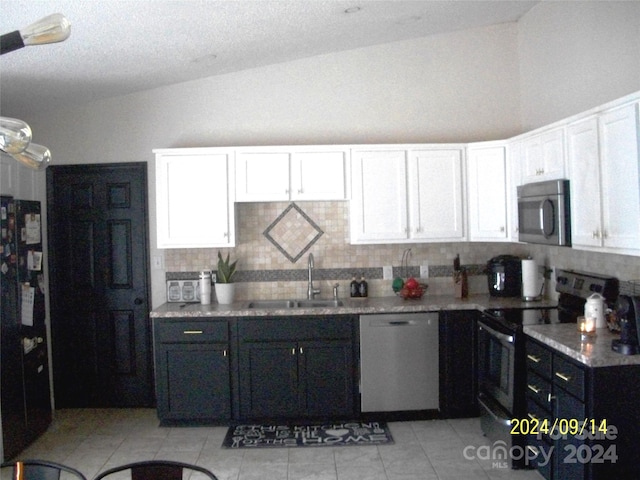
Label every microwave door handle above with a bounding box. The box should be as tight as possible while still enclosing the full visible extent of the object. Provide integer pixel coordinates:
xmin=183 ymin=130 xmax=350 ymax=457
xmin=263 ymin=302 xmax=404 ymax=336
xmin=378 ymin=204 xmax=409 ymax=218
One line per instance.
xmin=539 ymin=199 xmax=555 ymax=238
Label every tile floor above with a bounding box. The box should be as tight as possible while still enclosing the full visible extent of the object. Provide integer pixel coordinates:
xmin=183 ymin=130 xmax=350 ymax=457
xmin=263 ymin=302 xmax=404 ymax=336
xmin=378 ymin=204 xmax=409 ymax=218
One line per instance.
xmin=14 ymin=409 xmax=544 ymax=480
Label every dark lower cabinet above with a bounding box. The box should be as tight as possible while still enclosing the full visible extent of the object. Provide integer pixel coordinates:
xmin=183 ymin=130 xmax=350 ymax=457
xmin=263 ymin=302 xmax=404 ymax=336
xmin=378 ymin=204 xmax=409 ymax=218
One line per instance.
xmin=154 ymin=318 xmax=231 ymax=424
xmin=439 ymin=310 xmax=478 ymax=418
xmin=526 ymin=337 xmax=640 ymax=480
xmin=238 ymin=316 xmax=356 ymax=421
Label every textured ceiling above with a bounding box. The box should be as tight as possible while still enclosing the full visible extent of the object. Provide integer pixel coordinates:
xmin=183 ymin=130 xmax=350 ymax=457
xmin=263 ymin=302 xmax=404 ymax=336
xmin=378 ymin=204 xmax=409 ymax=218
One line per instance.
xmin=0 ymin=0 xmax=538 ymax=115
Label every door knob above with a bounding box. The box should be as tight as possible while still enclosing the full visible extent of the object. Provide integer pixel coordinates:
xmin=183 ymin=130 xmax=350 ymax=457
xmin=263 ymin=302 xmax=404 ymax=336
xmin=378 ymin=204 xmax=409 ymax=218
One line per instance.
xmin=134 ymin=298 xmax=144 ymax=305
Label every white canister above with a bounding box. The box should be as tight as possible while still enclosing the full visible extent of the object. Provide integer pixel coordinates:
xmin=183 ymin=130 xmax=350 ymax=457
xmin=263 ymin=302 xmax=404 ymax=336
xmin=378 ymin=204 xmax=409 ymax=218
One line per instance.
xmin=199 ymin=270 xmax=212 ymax=305
xmin=584 ymin=293 xmax=606 ymax=329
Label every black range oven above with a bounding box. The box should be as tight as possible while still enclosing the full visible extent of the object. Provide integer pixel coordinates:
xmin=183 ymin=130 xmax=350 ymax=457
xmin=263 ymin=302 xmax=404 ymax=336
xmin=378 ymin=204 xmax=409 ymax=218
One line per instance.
xmin=478 ymin=307 xmax=555 ymax=469
xmin=478 ymin=269 xmax=619 ymax=469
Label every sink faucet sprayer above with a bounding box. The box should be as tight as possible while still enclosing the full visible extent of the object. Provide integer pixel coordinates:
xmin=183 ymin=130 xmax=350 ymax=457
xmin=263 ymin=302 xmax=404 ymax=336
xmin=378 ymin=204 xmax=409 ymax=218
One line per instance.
xmin=307 ymin=253 xmax=321 ymax=299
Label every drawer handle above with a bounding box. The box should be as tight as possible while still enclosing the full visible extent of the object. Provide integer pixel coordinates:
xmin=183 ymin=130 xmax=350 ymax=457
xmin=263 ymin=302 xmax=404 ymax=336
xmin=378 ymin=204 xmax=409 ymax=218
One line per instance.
xmin=555 ymin=372 xmax=571 ymax=382
xmin=527 ymin=354 xmax=541 ymax=363
xmin=527 ymin=413 xmax=538 ymax=421
xmin=183 ymin=330 xmax=204 ymax=335
xmin=223 ymin=349 xmax=228 ymax=357
xmin=527 ymin=384 xmax=541 ymax=394
xmin=527 ymin=445 xmax=540 ymax=456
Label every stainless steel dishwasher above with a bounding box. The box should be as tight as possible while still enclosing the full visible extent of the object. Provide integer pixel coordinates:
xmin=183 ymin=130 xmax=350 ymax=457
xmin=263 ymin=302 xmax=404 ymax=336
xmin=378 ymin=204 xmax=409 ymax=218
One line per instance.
xmin=359 ymin=313 xmax=439 ymax=412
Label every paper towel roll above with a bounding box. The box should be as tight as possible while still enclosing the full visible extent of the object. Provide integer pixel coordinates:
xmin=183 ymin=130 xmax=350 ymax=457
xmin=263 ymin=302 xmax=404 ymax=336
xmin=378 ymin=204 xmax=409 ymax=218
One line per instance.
xmin=521 ymin=259 xmax=541 ymax=301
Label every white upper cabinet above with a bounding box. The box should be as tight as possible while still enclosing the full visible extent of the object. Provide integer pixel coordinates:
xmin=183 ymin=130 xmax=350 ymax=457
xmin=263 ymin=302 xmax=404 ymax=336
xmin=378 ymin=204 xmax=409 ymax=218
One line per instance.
xmin=599 ymin=103 xmax=640 ymax=252
xmin=350 ymin=148 xmax=408 ymax=243
xmin=521 ymin=127 xmax=566 ymax=184
xmin=568 ymin=102 xmax=640 ymax=254
xmin=466 ymin=144 xmax=509 ymax=241
xmin=155 ymin=149 xmax=235 ymax=248
xmin=235 ymin=150 xmax=290 ymax=201
xmin=350 ymin=146 xmax=465 ymax=244
xmin=235 ymin=147 xmax=347 ymax=202
xmin=408 ymin=149 xmax=465 ymax=241
xmin=291 ymin=150 xmax=347 ymax=200
xmin=567 ymin=117 xmax=602 ymax=248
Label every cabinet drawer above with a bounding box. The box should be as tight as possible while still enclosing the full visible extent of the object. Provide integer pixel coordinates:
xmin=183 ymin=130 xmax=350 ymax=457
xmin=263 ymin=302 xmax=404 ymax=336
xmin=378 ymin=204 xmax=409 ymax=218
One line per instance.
xmin=526 ymin=341 xmax=552 ymax=378
xmin=156 ymin=320 xmax=228 ymax=343
xmin=238 ymin=316 xmax=353 ymax=341
xmin=553 ymin=355 xmax=585 ymax=401
xmin=526 ymin=370 xmax=552 ymax=408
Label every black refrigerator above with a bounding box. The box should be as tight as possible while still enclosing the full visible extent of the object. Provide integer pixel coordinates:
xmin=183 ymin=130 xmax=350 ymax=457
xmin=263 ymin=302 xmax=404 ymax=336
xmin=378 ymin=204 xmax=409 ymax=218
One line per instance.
xmin=0 ymin=196 xmax=51 ymax=461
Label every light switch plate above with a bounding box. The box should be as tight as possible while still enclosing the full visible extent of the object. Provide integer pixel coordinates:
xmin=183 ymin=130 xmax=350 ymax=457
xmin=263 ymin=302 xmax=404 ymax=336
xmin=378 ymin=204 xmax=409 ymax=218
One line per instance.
xmin=420 ymin=264 xmax=429 ymax=278
xmin=382 ymin=266 xmax=393 ymax=280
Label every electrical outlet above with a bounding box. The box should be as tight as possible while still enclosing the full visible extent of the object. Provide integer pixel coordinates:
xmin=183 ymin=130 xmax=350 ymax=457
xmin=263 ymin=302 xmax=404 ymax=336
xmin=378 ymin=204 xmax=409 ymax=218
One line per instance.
xmin=382 ymin=266 xmax=393 ymax=280
xmin=420 ymin=264 xmax=429 ymax=278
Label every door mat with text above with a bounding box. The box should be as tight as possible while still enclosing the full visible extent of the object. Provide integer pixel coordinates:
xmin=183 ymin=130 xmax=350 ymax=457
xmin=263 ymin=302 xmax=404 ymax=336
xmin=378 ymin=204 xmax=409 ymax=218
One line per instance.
xmin=222 ymin=421 xmax=394 ymax=448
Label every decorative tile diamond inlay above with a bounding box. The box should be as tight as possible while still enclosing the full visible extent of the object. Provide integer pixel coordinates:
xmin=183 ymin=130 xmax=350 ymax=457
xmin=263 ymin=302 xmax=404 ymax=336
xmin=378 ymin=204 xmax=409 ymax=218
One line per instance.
xmin=263 ymin=203 xmax=324 ymax=263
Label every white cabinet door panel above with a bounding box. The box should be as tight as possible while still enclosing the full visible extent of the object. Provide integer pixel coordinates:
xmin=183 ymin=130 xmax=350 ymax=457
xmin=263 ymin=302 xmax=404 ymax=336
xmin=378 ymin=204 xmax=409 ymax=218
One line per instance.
xmin=567 ymin=117 xmax=602 ymax=248
xmin=235 ymin=152 xmax=290 ymax=202
xmin=291 ymin=150 xmax=347 ymax=200
xmin=467 ymin=146 xmax=508 ymax=241
xmin=599 ymin=104 xmax=640 ymax=250
xmin=350 ymin=149 xmax=408 ymax=243
xmin=156 ymin=152 xmax=235 ymax=248
xmin=409 ymin=149 xmax=464 ymax=240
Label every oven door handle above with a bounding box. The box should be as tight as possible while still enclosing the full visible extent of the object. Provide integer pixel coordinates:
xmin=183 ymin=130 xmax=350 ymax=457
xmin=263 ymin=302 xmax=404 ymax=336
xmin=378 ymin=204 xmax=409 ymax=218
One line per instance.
xmin=478 ymin=321 xmax=514 ymax=344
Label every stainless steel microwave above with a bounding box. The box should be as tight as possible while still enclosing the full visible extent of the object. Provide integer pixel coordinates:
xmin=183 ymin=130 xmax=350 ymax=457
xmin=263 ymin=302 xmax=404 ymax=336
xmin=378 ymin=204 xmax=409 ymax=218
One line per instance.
xmin=517 ymin=179 xmax=571 ymax=246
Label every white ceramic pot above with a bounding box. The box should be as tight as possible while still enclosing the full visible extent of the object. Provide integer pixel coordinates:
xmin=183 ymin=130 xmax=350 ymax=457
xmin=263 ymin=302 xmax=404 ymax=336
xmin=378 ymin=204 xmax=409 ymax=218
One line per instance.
xmin=215 ymin=283 xmax=236 ymax=304
xmin=585 ymin=293 xmax=606 ymax=328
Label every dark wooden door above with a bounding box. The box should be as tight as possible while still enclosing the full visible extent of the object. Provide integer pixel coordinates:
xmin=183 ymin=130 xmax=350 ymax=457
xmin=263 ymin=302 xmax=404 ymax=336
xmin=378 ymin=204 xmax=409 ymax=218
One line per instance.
xmin=47 ymin=163 xmax=154 ymax=407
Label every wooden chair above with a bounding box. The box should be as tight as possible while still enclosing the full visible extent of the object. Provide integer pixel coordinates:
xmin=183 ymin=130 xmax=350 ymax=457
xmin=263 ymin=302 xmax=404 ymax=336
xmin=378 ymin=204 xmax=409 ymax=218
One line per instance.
xmin=93 ymin=460 xmax=218 ymax=480
xmin=1 ymin=459 xmax=88 ymax=480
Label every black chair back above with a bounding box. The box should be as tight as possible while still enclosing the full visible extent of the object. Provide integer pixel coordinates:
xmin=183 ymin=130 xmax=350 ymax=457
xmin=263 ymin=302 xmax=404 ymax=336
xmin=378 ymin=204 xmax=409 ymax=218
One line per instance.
xmin=93 ymin=460 xmax=218 ymax=480
xmin=0 ymin=460 xmax=87 ymax=480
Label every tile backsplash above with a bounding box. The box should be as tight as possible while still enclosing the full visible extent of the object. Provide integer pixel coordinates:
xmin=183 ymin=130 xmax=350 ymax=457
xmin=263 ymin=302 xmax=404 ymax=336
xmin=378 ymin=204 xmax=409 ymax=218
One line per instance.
xmin=164 ymin=201 xmax=639 ymax=301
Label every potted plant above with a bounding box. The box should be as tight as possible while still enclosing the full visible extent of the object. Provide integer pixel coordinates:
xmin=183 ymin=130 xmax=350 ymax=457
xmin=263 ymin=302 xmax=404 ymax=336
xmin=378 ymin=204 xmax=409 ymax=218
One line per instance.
xmin=215 ymin=251 xmax=237 ymax=304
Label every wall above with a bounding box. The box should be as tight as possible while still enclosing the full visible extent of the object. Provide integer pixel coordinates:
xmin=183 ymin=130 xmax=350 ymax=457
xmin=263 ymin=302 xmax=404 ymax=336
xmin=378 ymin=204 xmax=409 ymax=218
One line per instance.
xmin=518 ymin=0 xmax=640 ymax=130
xmin=17 ymin=3 xmax=640 ymax=308
xmin=26 ymin=22 xmax=521 ymax=307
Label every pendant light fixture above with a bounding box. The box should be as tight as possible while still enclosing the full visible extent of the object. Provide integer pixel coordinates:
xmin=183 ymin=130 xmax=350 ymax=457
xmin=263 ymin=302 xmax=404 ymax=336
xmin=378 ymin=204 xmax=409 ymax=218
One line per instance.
xmin=0 ymin=13 xmax=71 ymax=169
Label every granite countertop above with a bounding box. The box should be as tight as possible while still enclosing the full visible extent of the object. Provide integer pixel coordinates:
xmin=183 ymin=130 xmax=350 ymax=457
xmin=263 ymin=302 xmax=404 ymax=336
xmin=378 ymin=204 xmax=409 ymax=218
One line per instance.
xmin=150 ymin=294 xmax=557 ymax=318
xmin=524 ymin=324 xmax=640 ymax=368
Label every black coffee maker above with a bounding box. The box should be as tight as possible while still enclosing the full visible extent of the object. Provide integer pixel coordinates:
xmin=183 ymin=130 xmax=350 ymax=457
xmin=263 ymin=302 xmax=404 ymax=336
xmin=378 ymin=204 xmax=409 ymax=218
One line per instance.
xmin=612 ymin=295 xmax=640 ymax=355
xmin=487 ymin=255 xmax=522 ymax=297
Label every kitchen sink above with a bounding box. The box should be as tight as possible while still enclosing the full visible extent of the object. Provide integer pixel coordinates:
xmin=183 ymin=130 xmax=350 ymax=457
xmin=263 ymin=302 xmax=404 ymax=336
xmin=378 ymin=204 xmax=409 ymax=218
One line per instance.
xmin=247 ymin=299 xmax=344 ymax=309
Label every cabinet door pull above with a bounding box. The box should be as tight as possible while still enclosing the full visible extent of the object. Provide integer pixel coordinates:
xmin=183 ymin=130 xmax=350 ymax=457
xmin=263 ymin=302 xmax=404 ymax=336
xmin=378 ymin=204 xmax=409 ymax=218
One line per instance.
xmin=183 ymin=330 xmax=203 ymax=335
xmin=292 ymin=348 xmax=296 ymax=355
xmin=223 ymin=349 xmax=228 ymax=357
xmin=527 ymin=413 xmax=538 ymax=421
xmin=555 ymin=372 xmax=571 ymax=382
xmin=527 ymin=384 xmax=541 ymax=394
xmin=527 ymin=354 xmax=541 ymax=363
xmin=527 ymin=445 xmax=540 ymax=456
xmin=299 ymin=347 xmax=303 ymax=354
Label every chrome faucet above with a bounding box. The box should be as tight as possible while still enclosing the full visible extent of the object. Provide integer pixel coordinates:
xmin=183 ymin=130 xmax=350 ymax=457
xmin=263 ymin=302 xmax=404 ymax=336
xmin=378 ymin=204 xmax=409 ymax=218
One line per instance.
xmin=307 ymin=253 xmax=321 ymax=299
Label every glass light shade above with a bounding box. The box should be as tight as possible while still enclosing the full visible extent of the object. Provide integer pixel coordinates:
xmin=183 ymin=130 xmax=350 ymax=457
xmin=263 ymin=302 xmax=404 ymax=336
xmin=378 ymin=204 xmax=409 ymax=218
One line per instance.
xmin=0 ymin=117 xmax=32 ymax=154
xmin=11 ymin=143 xmax=51 ymax=170
xmin=21 ymin=13 xmax=71 ymax=46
